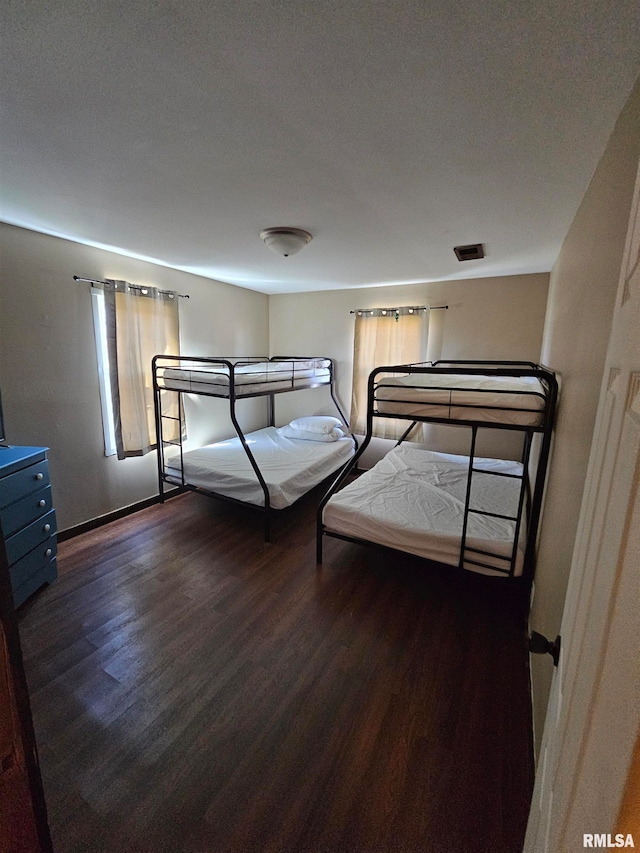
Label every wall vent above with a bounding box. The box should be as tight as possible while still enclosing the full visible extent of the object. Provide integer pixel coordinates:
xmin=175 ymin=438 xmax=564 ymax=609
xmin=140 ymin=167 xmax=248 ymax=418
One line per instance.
xmin=454 ymin=243 xmax=485 ymax=261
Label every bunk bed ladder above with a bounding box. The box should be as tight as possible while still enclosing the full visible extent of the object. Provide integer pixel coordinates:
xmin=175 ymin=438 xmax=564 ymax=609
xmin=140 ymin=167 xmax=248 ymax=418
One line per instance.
xmin=156 ymin=389 xmax=186 ymax=501
xmin=459 ymin=426 xmax=532 ymax=578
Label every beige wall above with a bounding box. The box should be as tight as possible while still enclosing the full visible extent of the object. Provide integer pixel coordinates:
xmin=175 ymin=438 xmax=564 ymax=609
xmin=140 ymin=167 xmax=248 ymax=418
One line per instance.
xmin=269 ymin=274 xmax=550 ymax=464
xmin=0 ymin=224 xmax=269 ymax=530
xmin=0 ymin=227 xmax=549 ymax=532
xmin=530 ymin=77 xmax=640 ymax=754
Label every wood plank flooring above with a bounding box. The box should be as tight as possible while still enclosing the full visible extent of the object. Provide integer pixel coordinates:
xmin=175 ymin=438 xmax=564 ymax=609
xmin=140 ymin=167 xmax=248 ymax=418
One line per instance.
xmin=17 ymin=488 xmax=534 ymax=852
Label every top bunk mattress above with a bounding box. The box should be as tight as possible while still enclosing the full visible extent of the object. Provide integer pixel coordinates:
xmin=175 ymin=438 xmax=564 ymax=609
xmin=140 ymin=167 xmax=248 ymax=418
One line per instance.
xmin=164 ymin=426 xmax=354 ymax=509
xmin=156 ymin=358 xmax=331 ymax=397
xmin=374 ymin=372 xmax=547 ymax=426
xmin=322 ymin=446 xmax=525 ymax=576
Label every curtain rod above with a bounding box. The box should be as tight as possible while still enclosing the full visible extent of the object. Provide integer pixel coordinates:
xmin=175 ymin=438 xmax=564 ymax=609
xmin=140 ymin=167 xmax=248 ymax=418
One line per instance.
xmin=73 ymin=276 xmax=190 ymax=298
xmin=350 ymin=305 xmax=447 ymax=314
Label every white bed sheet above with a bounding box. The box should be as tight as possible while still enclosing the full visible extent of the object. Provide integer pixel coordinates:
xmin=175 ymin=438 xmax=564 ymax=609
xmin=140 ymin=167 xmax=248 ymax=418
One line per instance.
xmin=158 ymin=359 xmax=331 ymax=396
xmin=165 ymin=426 xmax=354 ymax=509
xmin=374 ymin=373 xmax=546 ymax=426
xmin=323 ymin=446 xmax=525 ymax=576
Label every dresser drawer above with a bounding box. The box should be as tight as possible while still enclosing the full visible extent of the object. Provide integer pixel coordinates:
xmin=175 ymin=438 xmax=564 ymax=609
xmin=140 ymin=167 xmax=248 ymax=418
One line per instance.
xmin=0 ymin=459 xmax=50 ymax=510
xmin=0 ymin=486 xmax=53 ymax=538
xmin=11 ymin=549 xmax=57 ymax=608
xmin=12 ymin=557 xmax=58 ymax=609
xmin=5 ymin=510 xmax=57 ymax=566
xmin=12 ymin=557 xmax=57 ymax=609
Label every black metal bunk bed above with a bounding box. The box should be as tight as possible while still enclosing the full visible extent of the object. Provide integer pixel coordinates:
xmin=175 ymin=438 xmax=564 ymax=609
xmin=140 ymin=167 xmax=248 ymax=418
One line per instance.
xmin=317 ymin=360 xmax=558 ymax=593
xmin=152 ymin=355 xmax=355 ymax=541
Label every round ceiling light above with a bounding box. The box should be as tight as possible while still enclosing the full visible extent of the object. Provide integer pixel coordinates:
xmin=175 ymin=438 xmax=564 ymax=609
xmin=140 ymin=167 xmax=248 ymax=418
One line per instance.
xmin=260 ymin=227 xmax=312 ymax=257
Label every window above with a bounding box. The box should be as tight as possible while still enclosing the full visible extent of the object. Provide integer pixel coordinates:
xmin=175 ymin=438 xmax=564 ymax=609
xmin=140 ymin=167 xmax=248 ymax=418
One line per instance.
xmin=350 ymin=306 xmax=429 ymax=439
xmin=91 ymin=279 xmax=180 ymax=459
xmin=91 ymin=287 xmax=117 ymax=456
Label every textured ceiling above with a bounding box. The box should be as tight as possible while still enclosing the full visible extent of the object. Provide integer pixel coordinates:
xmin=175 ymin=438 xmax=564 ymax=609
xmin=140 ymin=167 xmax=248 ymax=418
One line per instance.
xmin=1 ymin=1 xmax=638 ymax=294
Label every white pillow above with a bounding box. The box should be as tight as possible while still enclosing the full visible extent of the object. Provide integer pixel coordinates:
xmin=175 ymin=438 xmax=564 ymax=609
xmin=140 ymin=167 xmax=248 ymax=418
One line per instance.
xmin=289 ymin=415 xmax=343 ymax=434
xmin=278 ymin=425 xmax=344 ymax=442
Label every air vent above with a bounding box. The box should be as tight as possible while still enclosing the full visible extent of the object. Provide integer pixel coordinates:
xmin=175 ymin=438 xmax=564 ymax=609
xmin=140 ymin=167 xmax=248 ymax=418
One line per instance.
xmin=454 ymin=243 xmax=485 ymax=262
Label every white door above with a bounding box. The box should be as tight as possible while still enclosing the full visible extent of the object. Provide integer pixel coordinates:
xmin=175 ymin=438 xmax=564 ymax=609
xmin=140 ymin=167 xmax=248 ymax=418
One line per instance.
xmin=524 ymin=156 xmax=640 ymax=852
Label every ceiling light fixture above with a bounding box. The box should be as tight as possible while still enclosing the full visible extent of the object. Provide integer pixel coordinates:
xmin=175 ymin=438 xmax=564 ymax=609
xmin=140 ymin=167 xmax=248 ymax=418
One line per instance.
xmin=260 ymin=227 xmax=312 ymax=257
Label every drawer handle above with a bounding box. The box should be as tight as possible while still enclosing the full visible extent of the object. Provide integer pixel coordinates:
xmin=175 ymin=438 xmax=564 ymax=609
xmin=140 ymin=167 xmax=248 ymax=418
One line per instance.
xmin=38 ymin=499 xmax=46 ymax=507
xmin=35 ymin=472 xmax=44 ymax=481
xmin=45 ymin=548 xmax=52 ymax=558
xmin=43 ymin=523 xmax=51 ymax=533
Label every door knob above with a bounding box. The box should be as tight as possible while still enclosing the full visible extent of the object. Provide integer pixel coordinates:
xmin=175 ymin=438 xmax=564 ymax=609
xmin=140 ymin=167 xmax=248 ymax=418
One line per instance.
xmin=529 ymin=632 xmax=561 ymax=667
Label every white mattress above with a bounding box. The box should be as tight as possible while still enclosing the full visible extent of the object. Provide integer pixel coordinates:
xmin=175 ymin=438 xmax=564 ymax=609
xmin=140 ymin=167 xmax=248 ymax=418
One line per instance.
xmin=374 ymin=373 xmax=546 ymax=426
xmin=158 ymin=359 xmax=331 ymax=396
xmin=322 ymin=446 xmax=526 ymax=576
xmin=165 ymin=426 xmax=354 ymax=509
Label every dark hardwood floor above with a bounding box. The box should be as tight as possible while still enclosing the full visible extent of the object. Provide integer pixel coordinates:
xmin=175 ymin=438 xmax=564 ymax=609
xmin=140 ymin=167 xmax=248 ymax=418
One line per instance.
xmin=17 ymin=488 xmax=534 ymax=853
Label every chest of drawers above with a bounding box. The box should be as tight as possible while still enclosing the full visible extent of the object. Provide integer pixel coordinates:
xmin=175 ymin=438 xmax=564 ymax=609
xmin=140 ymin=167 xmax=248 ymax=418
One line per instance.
xmin=0 ymin=446 xmax=58 ymax=608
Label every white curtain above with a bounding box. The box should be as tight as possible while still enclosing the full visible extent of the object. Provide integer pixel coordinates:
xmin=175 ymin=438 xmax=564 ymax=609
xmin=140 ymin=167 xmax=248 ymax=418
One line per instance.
xmin=104 ymin=280 xmax=180 ymax=460
xmin=350 ymin=306 xmax=429 ymax=439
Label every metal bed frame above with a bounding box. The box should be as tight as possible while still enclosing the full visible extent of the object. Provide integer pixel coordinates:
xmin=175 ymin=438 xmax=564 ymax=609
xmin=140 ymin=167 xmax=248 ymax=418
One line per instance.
xmin=152 ymin=355 xmax=353 ymax=541
xmin=317 ymin=360 xmax=558 ymax=590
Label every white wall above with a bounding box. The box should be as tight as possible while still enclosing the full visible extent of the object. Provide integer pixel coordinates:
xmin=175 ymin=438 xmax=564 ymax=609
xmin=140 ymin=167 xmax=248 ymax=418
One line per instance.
xmin=0 ymin=224 xmax=269 ymax=531
xmin=530 ymin=76 xmax=640 ymax=754
xmin=269 ymin=274 xmax=550 ymax=464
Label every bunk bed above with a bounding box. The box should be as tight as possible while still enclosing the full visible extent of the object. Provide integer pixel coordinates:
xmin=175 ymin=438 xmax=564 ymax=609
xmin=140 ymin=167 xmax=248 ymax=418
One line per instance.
xmin=317 ymin=361 xmax=558 ymax=589
xmin=152 ymin=356 xmax=355 ymax=540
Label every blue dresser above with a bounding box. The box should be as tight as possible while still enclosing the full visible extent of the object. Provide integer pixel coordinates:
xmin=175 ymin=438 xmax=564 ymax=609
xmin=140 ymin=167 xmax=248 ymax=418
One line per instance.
xmin=0 ymin=447 xmax=57 ymax=608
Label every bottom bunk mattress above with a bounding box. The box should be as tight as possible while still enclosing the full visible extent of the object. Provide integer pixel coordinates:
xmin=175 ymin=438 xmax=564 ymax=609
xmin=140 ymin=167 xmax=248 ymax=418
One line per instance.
xmin=322 ymin=446 xmax=526 ymax=576
xmin=165 ymin=426 xmax=354 ymax=509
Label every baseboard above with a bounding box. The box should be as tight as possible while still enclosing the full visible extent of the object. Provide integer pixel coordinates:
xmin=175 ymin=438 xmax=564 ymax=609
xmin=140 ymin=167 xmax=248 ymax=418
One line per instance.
xmin=58 ymin=488 xmax=184 ymax=541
